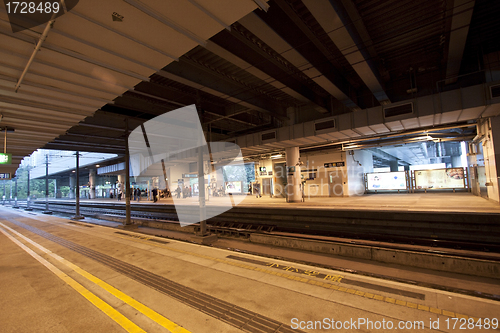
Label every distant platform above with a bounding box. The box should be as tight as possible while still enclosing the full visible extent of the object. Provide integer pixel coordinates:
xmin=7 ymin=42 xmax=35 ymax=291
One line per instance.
xmin=40 ymin=192 xmax=500 ymax=214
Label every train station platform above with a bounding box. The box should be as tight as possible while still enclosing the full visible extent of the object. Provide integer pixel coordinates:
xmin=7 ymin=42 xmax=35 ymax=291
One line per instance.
xmin=26 ymin=191 xmax=500 ymax=213
xmin=1 ymin=207 xmax=499 ymax=332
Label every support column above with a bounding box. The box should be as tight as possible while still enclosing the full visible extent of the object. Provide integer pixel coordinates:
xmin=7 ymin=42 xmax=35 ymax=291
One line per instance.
xmin=72 ymin=152 xmax=84 ymax=220
xmin=53 ymin=178 xmax=57 ymax=198
xmin=118 ymin=174 xmax=125 ymax=200
xmin=122 ymin=120 xmax=136 ymax=229
xmin=25 ymin=168 xmax=32 ymax=211
xmin=389 ymin=160 xmax=399 ymax=172
xmin=2 ymin=181 xmax=5 ymax=205
xmin=198 ymin=145 xmax=207 ymax=235
xmin=13 ymin=177 xmax=19 ymax=208
xmin=89 ymin=169 xmax=96 ymax=199
xmin=286 ymin=147 xmax=302 ymax=203
xmin=69 ymin=175 xmax=75 ymax=199
xmin=9 ymin=179 xmax=12 ymax=204
xmin=42 ymin=154 xmax=52 ymax=214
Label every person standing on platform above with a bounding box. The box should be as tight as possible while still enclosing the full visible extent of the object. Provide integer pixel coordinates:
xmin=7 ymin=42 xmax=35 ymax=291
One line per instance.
xmin=152 ymin=188 xmax=158 ymax=203
xmin=189 ymin=185 xmax=192 ymax=197
xmin=254 ymin=182 xmax=261 ymax=198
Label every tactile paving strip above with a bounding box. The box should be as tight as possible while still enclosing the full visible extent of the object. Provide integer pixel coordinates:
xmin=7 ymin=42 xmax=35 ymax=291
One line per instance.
xmin=6 ymin=218 xmax=304 ymax=333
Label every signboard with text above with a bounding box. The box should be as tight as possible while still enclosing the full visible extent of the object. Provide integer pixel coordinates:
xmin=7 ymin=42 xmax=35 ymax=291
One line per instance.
xmin=414 ymin=168 xmax=465 ymax=189
xmin=324 ymin=162 xmax=345 ymax=168
xmin=0 ymin=153 xmax=12 ymax=165
xmin=225 ymin=181 xmax=242 ymax=194
xmin=367 ymin=171 xmax=407 ymax=190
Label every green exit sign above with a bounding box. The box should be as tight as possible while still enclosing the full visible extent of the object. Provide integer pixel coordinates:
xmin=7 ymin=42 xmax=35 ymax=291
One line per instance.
xmin=0 ymin=153 xmax=12 ymax=164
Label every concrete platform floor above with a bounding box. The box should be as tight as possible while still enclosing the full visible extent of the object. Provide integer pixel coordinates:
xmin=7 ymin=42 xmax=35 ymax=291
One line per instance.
xmin=1 ymin=207 xmax=499 ymax=333
xmin=25 ymin=191 xmax=500 ymax=213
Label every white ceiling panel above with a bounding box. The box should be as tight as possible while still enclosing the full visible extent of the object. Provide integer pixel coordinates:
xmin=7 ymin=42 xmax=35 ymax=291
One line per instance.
xmin=0 ymin=0 xmax=264 ymax=173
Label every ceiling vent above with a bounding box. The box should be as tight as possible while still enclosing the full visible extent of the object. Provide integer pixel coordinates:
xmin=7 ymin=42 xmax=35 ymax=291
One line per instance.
xmin=261 ymin=131 xmax=276 ymax=141
xmin=384 ymin=102 xmax=413 ymax=118
xmin=490 ymin=84 xmax=500 ymax=99
xmin=314 ymin=119 xmax=336 ymax=132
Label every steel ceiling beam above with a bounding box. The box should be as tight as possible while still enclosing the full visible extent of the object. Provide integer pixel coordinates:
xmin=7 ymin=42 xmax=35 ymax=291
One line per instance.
xmin=256 ymin=1 xmax=359 ymax=109
xmin=204 ymin=40 xmax=310 ymax=103
xmin=302 ymin=0 xmax=390 ymax=105
xmin=367 ymin=147 xmax=411 ymax=165
xmin=444 ymin=0 xmax=475 ymax=84
xmin=158 ymin=58 xmax=288 ymax=119
xmin=211 ymin=28 xmax=331 ymax=113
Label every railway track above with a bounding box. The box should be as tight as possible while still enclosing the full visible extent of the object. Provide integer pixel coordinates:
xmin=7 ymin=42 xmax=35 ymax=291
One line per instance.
xmin=10 ymin=200 xmax=500 ymax=256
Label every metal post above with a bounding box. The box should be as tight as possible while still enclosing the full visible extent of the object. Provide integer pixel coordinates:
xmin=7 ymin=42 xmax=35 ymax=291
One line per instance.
xmin=42 ymin=154 xmax=52 ymax=214
xmin=124 ymin=120 xmax=132 ymax=226
xmin=9 ymin=179 xmax=12 ymax=204
xmin=25 ymin=168 xmax=32 ymax=210
xmin=198 ymin=146 xmax=207 ymax=235
xmin=13 ymin=177 xmax=19 ymax=208
xmin=2 ymin=181 xmax=5 ymax=205
xmin=72 ymin=151 xmax=84 ymax=219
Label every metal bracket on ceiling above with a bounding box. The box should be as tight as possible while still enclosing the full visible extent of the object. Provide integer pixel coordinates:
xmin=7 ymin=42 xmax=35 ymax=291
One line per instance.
xmin=253 ymin=0 xmax=270 ymax=12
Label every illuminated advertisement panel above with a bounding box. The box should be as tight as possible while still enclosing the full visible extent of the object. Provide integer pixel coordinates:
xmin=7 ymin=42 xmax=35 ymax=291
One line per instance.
xmin=225 ymin=181 xmax=242 ymax=194
xmin=414 ymin=167 xmax=465 ymax=189
xmin=367 ymin=171 xmax=407 ymax=190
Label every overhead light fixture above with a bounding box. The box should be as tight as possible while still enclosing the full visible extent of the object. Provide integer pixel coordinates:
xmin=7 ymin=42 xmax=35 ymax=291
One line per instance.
xmin=96 ymin=164 xmax=100 ymax=167
xmin=271 ymin=154 xmax=283 ymax=159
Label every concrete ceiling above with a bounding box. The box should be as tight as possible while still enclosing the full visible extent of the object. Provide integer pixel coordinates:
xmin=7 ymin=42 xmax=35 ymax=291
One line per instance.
xmin=1 ymin=0 xmax=499 ymax=176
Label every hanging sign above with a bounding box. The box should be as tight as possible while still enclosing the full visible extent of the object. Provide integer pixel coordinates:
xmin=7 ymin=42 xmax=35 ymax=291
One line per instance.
xmin=0 ymin=153 xmax=12 ymax=165
xmin=324 ymin=162 xmax=344 ymax=168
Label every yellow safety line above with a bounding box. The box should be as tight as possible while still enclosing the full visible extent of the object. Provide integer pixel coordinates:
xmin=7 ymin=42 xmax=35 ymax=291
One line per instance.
xmin=113 ymin=232 xmax=486 ymax=321
xmin=0 ymin=225 xmax=145 ymax=333
xmin=0 ymin=222 xmax=191 ymax=333
xmin=3 ymin=214 xmax=486 ymax=324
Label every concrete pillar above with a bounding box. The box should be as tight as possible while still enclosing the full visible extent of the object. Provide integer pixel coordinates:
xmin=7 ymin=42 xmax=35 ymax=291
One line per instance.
xmin=89 ymin=169 xmax=96 ymax=199
xmin=489 ymin=116 xmax=500 ymax=202
xmin=53 ymin=178 xmax=57 ymax=198
xmin=69 ymin=175 xmax=75 ymax=199
xmin=286 ymin=147 xmax=302 ymax=202
xmin=389 ymin=160 xmax=399 ymax=172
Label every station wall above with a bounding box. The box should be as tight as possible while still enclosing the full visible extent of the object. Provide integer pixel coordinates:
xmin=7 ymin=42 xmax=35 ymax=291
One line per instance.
xmin=300 ymin=150 xmax=343 ymax=197
xmin=473 ymin=116 xmax=500 ymax=203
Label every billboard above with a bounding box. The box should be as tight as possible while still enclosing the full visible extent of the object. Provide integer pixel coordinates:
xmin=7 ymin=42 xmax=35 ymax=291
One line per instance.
xmin=225 ymin=181 xmax=242 ymax=194
xmin=414 ymin=168 xmax=465 ymax=189
xmin=367 ymin=171 xmax=407 ymax=190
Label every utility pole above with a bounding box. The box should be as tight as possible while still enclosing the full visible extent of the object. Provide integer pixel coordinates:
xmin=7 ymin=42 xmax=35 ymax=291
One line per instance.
xmin=42 ymin=154 xmax=52 ymax=214
xmin=13 ymin=176 xmax=19 ymax=208
xmin=25 ymin=167 xmax=32 ymax=211
xmin=72 ymin=151 xmax=84 ymax=220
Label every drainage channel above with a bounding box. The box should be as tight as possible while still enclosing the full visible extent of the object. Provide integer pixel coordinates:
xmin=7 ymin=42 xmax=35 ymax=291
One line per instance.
xmin=7 ymin=218 xmax=302 ymax=333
